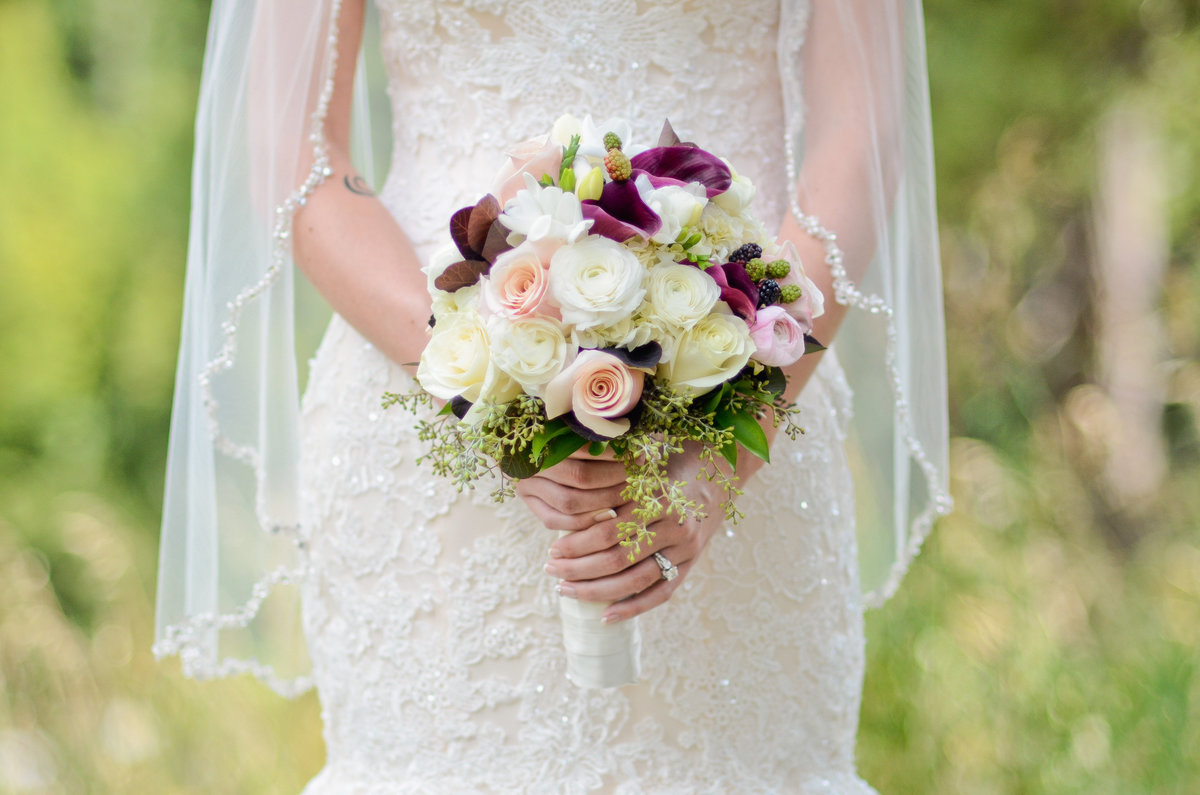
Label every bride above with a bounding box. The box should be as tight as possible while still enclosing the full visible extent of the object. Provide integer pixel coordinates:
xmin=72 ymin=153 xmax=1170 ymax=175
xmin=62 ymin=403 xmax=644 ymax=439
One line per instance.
xmin=155 ymin=0 xmax=951 ymax=791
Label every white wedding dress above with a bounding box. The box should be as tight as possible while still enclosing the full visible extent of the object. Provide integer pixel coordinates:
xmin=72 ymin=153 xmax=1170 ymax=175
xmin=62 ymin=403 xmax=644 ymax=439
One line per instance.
xmin=297 ymin=1 xmax=876 ymax=792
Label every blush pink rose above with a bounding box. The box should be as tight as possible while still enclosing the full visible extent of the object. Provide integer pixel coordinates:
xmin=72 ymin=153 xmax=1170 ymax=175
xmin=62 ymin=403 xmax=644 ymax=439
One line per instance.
xmin=748 ymin=305 xmax=808 ymax=367
xmin=543 ymin=350 xmax=645 ymax=439
xmin=482 ymin=239 xmax=561 ymax=319
xmin=775 ymin=240 xmax=825 ymax=333
xmin=491 ymin=135 xmax=565 ymax=206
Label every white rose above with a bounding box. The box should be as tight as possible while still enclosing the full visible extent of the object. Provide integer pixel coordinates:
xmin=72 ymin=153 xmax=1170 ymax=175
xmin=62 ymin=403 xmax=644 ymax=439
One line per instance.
xmin=417 ymin=312 xmax=495 ymax=403
xmin=499 ymin=173 xmax=594 ymax=244
xmin=549 ymin=236 xmax=647 ymax=330
xmin=712 ymin=162 xmax=756 ymax=215
xmin=662 ymin=304 xmax=755 ymax=392
xmin=489 ymin=316 xmax=575 ymax=396
xmin=644 ymin=262 xmax=720 ymax=331
xmin=634 ymin=174 xmax=708 ymax=245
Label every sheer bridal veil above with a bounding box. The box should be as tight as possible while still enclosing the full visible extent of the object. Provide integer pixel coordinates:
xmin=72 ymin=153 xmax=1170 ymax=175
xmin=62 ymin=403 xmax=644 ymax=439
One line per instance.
xmin=156 ymin=0 xmax=950 ymax=694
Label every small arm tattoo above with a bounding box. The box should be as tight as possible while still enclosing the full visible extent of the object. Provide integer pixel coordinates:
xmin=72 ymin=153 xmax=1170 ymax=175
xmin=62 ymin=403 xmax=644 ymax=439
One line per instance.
xmin=343 ymin=174 xmax=375 ymax=197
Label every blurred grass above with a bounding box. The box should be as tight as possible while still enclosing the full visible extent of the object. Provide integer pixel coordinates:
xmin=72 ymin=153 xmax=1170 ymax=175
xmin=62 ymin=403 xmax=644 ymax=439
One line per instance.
xmin=1 ymin=0 xmax=1198 ymax=792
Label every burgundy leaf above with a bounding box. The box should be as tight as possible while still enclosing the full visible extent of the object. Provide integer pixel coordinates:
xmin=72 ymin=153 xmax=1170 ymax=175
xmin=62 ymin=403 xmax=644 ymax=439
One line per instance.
xmin=630 ymin=146 xmax=732 ymax=197
xmin=434 ymin=259 xmax=490 ymax=292
xmin=481 ymin=219 xmax=514 ymax=263
xmin=467 ymin=194 xmax=501 ymax=255
xmin=657 ymin=119 xmax=682 ymax=147
xmin=449 ymin=206 xmax=477 ymax=259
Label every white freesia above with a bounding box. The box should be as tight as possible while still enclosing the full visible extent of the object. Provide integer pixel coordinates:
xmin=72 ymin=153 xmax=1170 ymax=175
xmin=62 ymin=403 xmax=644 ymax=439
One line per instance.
xmin=644 ymin=262 xmax=720 ymax=331
xmin=662 ymin=304 xmax=755 ymax=391
xmin=633 ymin=173 xmax=708 ymax=245
xmin=499 ymin=173 xmax=593 ymax=244
xmin=489 ymin=316 xmax=575 ymax=396
xmin=712 ymin=160 xmax=756 ymax=214
xmin=550 ymin=236 xmax=647 ymax=330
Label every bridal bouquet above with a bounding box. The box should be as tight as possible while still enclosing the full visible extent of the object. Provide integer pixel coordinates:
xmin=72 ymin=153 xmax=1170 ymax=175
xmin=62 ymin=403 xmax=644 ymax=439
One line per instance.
xmin=384 ymin=116 xmax=825 ymax=687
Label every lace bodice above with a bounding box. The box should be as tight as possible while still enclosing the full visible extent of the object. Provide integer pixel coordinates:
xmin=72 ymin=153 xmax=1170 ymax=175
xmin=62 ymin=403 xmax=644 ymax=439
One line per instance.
xmin=296 ymin=1 xmax=878 ymax=791
xmin=374 ymin=0 xmax=800 ymax=258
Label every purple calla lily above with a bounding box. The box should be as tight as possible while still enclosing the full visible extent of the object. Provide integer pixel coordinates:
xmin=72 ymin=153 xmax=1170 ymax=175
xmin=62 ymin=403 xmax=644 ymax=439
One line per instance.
xmin=581 ymin=179 xmax=663 ymax=242
xmin=630 ymin=146 xmax=733 ymax=198
xmin=704 ymin=262 xmax=759 ymax=322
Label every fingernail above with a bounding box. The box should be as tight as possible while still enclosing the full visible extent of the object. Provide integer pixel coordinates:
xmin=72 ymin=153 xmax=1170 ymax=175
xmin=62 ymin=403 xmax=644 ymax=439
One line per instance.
xmin=601 ymin=612 xmax=620 ymax=624
xmin=549 ymin=546 xmax=564 ymax=559
xmin=544 ymin=563 xmax=560 ymax=578
xmin=593 ymin=508 xmax=617 ymax=522
xmin=557 ymin=583 xmax=577 ymax=599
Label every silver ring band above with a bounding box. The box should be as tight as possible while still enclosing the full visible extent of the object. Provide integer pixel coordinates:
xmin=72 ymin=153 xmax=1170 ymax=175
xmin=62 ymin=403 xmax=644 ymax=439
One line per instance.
xmin=652 ymin=552 xmax=679 ymax=582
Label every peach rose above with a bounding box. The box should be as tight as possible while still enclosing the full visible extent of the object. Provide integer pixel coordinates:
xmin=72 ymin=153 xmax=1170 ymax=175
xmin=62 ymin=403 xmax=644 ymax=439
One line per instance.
xmin=543 ymin=350 xmax=645 ymax=439
xmin=491 ymin=135 xmax=564 ymax=206
xmin=482 ymin=239 xmax=561 ymax=319
xmin=748 ymin=305 xmax=808 ymax=367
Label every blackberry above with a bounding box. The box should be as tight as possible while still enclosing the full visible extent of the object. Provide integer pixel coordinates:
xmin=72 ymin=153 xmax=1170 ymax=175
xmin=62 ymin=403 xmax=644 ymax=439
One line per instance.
xmin=728 ymin=243 xmax=762 ymax=263
xmin=779 ymin=284 xmax=802 ymax=304
xmin=744 ymin=257 xmax=767 ymax=282
xmin=428 ymin=314 xmax=437 ymax=328
xmin=766 ymin=259 xmax=791 ymax=279
xmin=757 ymin=279 xmax=782 ymax=307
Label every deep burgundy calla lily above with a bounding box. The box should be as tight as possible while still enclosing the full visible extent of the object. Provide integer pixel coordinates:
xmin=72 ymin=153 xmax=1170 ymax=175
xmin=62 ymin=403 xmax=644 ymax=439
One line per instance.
xmin=581 ymin=179 xmax=662 ymax=242
xmin=705 ymin=262 xmax=759 ymax=322
xmin=630 ymin=146 xmax=732 ymax=198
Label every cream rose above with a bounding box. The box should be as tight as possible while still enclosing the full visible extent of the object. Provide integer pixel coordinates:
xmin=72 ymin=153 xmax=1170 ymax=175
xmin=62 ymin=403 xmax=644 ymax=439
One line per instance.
xmin=712 ymin=162 xmax=756 ymax=215
xmin=644 ymin=262 xmax=720 ymax=331
xmin=549 ymin=236 xmax=647 ymax=330
xmin=481 ymin=239 xmax=560 ymax=319
xmin=416 ymin=313 xmax=493 ymax=402
xmin=662 ymin=305 xmax=755 ymax=391
xmin=543 ymin=349 xmax=645 ymax=439
xmin=489 ymin=316 xmax=574 ymax=395
xmin=748 ymin=305 xmax=808 ymax=367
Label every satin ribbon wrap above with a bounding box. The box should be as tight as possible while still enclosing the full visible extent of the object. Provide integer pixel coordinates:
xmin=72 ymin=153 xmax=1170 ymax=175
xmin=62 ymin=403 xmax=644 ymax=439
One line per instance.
xmin=557 ymin=531 xmax=641 ymax=688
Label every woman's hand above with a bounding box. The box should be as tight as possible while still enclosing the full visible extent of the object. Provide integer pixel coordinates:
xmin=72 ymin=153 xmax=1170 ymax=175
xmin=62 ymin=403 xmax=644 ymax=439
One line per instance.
xmin=515 ymin=449 xmax=630 ymax=532
xmin=532 ymin=442 xmax=725 ymax=624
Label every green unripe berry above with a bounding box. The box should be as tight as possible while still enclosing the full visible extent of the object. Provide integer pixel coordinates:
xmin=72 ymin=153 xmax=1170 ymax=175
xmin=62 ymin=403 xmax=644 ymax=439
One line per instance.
xmin=780 ymin=284 xmax=802 ymax=303
xmin=603 ymin=131 xmax=623 ymax=151
xmin=766 ymin=259 xmax=791 ymax=279
xmin=744 ymin=258 xmax=767 ymax=282
xmin=604 ymin=149 xmax=632 ymax=181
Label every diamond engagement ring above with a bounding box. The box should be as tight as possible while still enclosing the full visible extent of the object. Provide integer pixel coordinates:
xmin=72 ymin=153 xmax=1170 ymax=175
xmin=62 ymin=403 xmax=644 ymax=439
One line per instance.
xmin=652 ymin=552 xmax=678 ymax=582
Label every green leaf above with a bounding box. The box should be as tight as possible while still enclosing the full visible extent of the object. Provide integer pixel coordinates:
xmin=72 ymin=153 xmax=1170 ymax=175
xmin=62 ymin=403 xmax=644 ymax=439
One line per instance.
xmin=719 ymin=439 xmax=738 ymax=469
xmin=437 ymin=401 xmax=455 ymax=416
xmin=539 ymin=432 xmax=588 ymax=470
xmin=588 ymin=441 xmax=607 ymax=457
xmin=804 ymin=334 xmax=827 ymax=355
xmin=763 ymin=366 xmax=788 ymax=398
xmin=530 ymin=420 xmax=572 ymax=459
xmin=718 ymin=407 xmax=770 ymax=463
xmin=499 ymin=449 xmax=540 ymax=479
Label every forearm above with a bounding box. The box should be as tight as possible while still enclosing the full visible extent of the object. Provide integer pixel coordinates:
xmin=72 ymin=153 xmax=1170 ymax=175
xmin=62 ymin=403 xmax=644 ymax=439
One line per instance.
xmin=292 ymin=151 xmax=431 ymax=368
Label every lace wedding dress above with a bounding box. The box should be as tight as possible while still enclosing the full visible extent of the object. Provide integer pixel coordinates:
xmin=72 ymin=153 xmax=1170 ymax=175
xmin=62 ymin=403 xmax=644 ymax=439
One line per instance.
xmin=298 ymin=1 xmax=876 ymax=791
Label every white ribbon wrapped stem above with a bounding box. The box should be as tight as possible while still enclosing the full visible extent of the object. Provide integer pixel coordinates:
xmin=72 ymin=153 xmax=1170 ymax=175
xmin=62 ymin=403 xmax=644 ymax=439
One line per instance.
xmin=557 ymin=531 xmax=641 ymax=688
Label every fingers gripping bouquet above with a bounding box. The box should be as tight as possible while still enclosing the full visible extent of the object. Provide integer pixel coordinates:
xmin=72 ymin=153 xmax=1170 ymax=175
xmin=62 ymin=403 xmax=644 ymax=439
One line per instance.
xmin=384 ymin=116 xmax=825 ymax=687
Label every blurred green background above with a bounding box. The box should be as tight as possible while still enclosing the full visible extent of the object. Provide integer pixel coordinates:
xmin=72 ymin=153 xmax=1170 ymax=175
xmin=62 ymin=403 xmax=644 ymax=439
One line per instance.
xmin=1 ymin=0 xmax=1198 ymax=792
